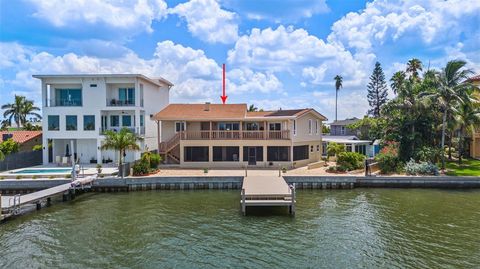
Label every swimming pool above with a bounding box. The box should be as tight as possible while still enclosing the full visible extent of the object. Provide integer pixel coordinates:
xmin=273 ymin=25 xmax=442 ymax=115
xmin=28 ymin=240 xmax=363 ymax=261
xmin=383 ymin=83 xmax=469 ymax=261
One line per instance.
xmin=11 ymin=168 xmax=72 ymax=174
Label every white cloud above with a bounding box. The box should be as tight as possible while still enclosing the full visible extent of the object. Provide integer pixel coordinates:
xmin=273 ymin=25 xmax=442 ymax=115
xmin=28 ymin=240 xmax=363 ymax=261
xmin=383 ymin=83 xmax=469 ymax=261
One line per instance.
xmin=170 ymin=0 xmax=239 ymax=44
xmin=28 ymin=0 xmax=168 ymax=33
xmin=327 ymin=0 xmax=480 ymax=53
xmin=223 ymin=0 xmax=329 ymax=22
xmin=228 ymin=68 xmax=282 ymax=94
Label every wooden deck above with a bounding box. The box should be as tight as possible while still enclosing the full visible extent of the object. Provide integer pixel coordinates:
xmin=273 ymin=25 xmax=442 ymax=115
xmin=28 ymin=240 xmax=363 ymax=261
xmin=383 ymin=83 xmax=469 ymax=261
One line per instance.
xmin=1 ymin=177 xmax=95 ymax=218
xmin=241 ymin=176 xmax=296 ymax=215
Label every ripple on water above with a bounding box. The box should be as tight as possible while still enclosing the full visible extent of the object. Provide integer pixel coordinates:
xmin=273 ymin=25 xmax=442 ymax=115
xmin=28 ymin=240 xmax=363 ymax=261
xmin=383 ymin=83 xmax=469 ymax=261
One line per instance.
xmin=1 ymin=189 xmax=480 ymax=268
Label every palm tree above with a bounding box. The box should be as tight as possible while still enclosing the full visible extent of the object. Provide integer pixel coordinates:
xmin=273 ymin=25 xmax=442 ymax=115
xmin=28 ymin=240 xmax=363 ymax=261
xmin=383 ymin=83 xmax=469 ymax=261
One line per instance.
xmin=424 ymin=60 xmax=473 ymax=169
xmin=101 ymin=128 xmax=143 ymax=171
xmin=248 ymin=104 xmax=258 ymax=112
xmin=334 ymin=75 xmax=343 ymax=121
xmin=2 ymin=95 xmax=41 ymax=128
xmin=406 ymin=58 xmax=423 ymax=81
xmin=390 ymin=71 xmax=406 ymax=94
xmin=455 ymin=103 xmax=480 ymax=164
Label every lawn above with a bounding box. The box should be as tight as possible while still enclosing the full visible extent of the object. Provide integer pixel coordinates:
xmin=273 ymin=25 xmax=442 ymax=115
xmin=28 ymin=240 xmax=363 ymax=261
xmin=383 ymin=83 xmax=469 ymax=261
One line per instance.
xmin=446 ymin=158 xmax=480 ymax=176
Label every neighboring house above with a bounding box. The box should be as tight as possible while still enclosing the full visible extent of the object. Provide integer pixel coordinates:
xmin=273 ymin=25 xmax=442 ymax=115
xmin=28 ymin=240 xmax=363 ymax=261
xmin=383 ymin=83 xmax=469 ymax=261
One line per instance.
xmin=33 ymin=74 xmax=172 ymax=165
xmin=321 ymin=135 xmax=374 ymax=157
xmin=469 ymin=74 xmax=480 ymax=159
xmin=0 ymin=131 xmax=42 ymax=152
xmin=153 ymin=103 xmax=327 ymax=168
xmin=329 ymin=118 xmax=360 ymax=136
xmin=325 ymin=117 xmax=375 ymax=157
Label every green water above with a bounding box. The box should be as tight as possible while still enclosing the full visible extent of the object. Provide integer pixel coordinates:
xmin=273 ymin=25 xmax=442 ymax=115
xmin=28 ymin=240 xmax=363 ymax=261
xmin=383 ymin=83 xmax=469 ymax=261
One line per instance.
xmin=1 ymin=189 xmax=479 ymax=268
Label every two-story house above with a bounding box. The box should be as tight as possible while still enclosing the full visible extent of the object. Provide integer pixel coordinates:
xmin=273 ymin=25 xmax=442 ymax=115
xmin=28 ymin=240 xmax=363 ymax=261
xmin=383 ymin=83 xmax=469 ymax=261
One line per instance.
xmin=153 ymin=103 xmax=327 ymax=168
xmin=323 ymin=117 xmax=375 ymax=157
xmin=33 ymin=74 xmax=172 ymax=165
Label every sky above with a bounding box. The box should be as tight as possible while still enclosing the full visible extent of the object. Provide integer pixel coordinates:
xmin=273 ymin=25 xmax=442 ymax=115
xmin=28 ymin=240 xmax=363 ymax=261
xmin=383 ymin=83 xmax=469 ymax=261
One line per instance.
xmin=1 ymin=0 xmax=479 ymax=121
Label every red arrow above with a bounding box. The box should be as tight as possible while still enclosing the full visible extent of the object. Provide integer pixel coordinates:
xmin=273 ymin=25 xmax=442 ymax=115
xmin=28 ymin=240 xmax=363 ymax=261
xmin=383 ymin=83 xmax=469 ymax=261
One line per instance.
xmin=220 ymin=63 xmax=227 ymax=104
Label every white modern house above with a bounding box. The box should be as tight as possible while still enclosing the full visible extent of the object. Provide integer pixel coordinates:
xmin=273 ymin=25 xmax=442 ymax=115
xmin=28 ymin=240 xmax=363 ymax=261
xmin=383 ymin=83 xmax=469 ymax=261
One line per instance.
xmin=33 ymin=74 xmax=172 ymax=165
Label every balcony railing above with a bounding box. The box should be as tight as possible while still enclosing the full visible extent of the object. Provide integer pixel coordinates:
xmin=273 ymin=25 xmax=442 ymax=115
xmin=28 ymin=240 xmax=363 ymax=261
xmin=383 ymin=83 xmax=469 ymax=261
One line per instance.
xmin=179 ymin=130 xmax=290 ymax=140
xmin=100 ymin=126 xmax=145 ymax=135
xmin=46 ymin=98 xmax=82 ymax=107
xmin=106 ymin=99 xmax=135 ymax=106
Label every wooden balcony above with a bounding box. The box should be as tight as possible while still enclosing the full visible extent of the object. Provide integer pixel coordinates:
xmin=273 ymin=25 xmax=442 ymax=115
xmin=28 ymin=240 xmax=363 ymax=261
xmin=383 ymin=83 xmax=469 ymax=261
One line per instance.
xmin=180 ymin=130 xmax=290 ymax=140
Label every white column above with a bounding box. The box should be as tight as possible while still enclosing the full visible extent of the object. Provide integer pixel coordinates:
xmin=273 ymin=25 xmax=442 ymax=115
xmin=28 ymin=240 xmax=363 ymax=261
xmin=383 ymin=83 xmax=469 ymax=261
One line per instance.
xmin=42 ymin=137 xmax=49 ymax=165
xmin=96 ymin=139 xmax=102 ymax=165
xmin=135 ymin=110 xmax=141 ymax=135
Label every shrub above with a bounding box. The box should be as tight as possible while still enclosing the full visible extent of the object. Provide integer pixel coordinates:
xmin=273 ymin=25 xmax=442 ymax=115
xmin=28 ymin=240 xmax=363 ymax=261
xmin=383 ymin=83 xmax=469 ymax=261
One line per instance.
xmin=326 ymin=142 xmax=345 ymax=160
xmin=16 ymin=175 xmax=22 ymax=179
xmin=65 ymin=174 xmax=71 ymax=179
xmin=415 ymin=146 xmax=441 ymax=163
xmin=149 ymin=153 xmax=162 ymax=168
xmin=203 ymin=168 xmax=209 ymax=174
xmin=32 ymin=175 xmax=38 ymax=179
xmin=336 ymin=152 xmax=365 ymax=171
xmin=405 ymin=159 xmax=439 ymax=176
xmin=282 ymin=167 xmax=287 ymax=173
xmin=375 ymin=141 xmax=401 ymax=174
xmin=32 ymin=144 xmax=43 ymax=151
xmin=49 ymin=175 xmax=55 ymax=179
xmin=132 ymin=161 xmax=149 ymax=176
xmin=0 ymin=139 xmax=20 ymax=155
xmin=326 ymin=166 xmax=346 ymax=173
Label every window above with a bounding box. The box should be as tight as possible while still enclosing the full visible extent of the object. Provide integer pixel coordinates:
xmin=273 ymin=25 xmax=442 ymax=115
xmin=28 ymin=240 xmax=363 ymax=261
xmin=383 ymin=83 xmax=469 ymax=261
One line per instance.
xmin=341 ymin=126 xmax=346 ymax=135
xmin=310 ymin=145 xmax=314 ymax=153
xmin=65 ymin=116 xmax=77 ymax=131
xmin=55 ymin=88 xmax=82 ymax=106
xmin=355 ymin=144 xmax=367 ymax=155
xmin=84 ymin=115 xmax=95 ymax=131
xmin=184 ymin=146 xmax=209 ymax=162
xmin=218 ymin=122 xmax=239 ymax=130
xmin=140 ymin=84 xmax=144 ymax=107
xmin=90 ymin=84 xmax=97 ymax=87
xmin=122 ymin=115 xmax=132 ymax=127
xmin=293 ymin=120 xmax=297 ymax=136
xmin=110 ymin=115 xmax=119 ymax=127
xmin=317 ymin=144 xmax=320 ymax=152
xmin=308 ymin=119 xmax=312 ymax=134
xmin=267 ymin=146 xmax=290 ymax=161
xmin=245 ymin=122 xmax=259 ymax=130
xmin=213 ymin=147 xmax=239 ymax=161
xmin=293 ymin=145 xmax=309 ymax=161
xmin=175 ymin=121 xmax=185 ymax=132
xmin=140 ymin=115 xmax=144 ymax=127
xmin=315 ymin=120 xmax=319 ymax=134
xmin=269 ymin=123 xmax=281 ymax=131
xmin=346 ymin=144 xmax=352 ymax=152
xmin=242 ymin=147 xmax=263 ymax=161
xmin=48 ymin=115 xmax=60 ymax=131
xmin=322 ymin=142 xmax=327 ymax=155
xmin=118 ymin=88 xmax=135 ymax=105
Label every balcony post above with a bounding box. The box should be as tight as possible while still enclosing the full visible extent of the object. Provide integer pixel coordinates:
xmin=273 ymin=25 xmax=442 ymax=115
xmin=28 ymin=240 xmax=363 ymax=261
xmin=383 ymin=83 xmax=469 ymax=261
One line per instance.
xmin=264 ymin=121 xmax=267 ymax=140
xmin=209 ymin=121 xmax=212 ymax=140
xmin=239 ymin=121 xmax=243 ymax=140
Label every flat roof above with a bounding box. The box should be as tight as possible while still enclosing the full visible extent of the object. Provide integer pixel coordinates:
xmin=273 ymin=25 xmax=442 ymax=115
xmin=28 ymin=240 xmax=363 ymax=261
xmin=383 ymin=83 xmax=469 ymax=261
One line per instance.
xmin=32 ymin=74 xmax=174 ymax=87
xmin=323 ymin=136 xmax=371 ymax=144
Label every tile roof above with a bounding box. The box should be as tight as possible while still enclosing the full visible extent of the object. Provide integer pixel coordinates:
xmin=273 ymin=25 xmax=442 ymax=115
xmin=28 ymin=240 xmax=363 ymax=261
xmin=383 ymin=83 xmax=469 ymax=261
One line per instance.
xmin=154 ymin=104 xmax=327 ymax=121
xmin=469 ymin=74 xmax=480 ymax=82
xmin=154 ymin=104 xmax=247 ymax=120
xmin=0 ymin=131 xmax=42 ymax=144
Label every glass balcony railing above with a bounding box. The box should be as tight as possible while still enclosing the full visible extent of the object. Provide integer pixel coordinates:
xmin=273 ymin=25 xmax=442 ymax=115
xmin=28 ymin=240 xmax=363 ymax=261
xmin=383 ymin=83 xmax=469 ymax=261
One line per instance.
xmin=106 ymin=99 xmax=136 ymax=106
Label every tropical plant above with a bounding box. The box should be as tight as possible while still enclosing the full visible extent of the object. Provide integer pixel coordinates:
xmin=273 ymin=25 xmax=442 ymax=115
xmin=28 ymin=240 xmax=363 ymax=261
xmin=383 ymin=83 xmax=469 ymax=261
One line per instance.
xmin=0 ymin=139 xmax=20 ymax=155
xmin=0 ymin=149 xmax=4 ymax=161
xmin=326 ymin=142 xmax=345 ymax=161
xmin=1 ymin=95 xmax=41 ymax=128
xmin=248 ymin=104 xmax=258 ymax=112
xmin=101 ymin=128 xmax=143 ymax=169
xmin=336 ymin=152 xmax=365 ymax=171
xmin=334 ymin=75 xmax=343 ymax=121
xmin=32 ymin=144 xmax=43 ymax=151
xmin=390 ymin=71 xmax=406 ymax=94
xmin=406 ymin=58 xmax=423 ymax=81
xmin=375 ymin=141 xmax=401 ymax=174
xmin=367 ymin=62 xmax=388 ymax=117
xmin=422 ymin=60 xmax=474 ymax=169
xmin=405 ymin=159 xmax=439 ymax=176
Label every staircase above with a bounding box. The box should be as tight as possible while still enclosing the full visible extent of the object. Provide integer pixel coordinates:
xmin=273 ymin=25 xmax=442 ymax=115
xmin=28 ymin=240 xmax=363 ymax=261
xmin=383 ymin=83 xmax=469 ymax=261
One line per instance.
xmin=159 ymin=133 xmax=181 ymax=164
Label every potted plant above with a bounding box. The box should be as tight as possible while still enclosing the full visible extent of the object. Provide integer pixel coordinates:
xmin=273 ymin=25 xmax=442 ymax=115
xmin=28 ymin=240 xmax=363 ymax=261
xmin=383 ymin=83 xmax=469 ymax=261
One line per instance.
xmin=96 ymin=164 xmax=102 ymax=174
xmin=203 ymin=168 xmax=209 ymax=174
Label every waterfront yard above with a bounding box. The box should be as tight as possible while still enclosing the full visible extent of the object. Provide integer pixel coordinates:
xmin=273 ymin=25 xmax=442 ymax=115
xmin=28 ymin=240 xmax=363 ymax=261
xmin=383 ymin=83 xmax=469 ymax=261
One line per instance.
xmin=446 ymin=159 xmax=480 ymax=176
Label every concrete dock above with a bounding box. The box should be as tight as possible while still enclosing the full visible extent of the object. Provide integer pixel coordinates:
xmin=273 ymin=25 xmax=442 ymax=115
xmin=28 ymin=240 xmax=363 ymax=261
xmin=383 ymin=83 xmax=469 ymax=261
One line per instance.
xmin=241 ymin=176 xmax=295 ymax=215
